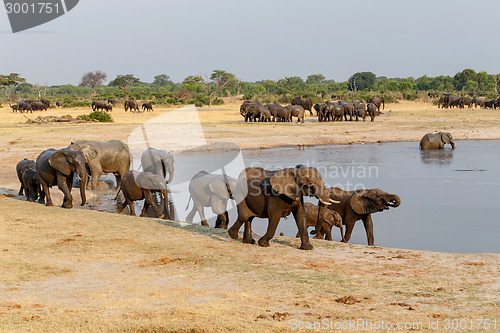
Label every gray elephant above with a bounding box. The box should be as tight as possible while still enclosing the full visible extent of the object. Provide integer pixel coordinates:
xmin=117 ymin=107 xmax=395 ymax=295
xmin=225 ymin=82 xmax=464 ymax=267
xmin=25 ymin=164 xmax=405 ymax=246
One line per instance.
xmin=286 ymin=105 xmax=305 ymax=123
xmin=36 ymin=148 xmax=88 ymax=208
xmin=124 ymin=100 xmax=140 ymax=112
xmin=303 ymin=202 xmax=343 ymax=241
xmin=118 ymin=171 xmax=170 ymax=219
xmin=339 ymin=101 xmax=355 ymax=121
xmin=22 ymin=168 xmax=43 ymax=203
xmin=68 ymin=140 xmax=131 ymax=192
xmin=368 ymin=96 xmax=385 ymax=112
xmin=92 ymin=101 xmax=107 ymax=111
xmin=16 ymin=158 xmax=36 ymax=196
xmin=244 ymin=103 xmax=268 ymax=122
xmin=326 ymin=187 xmax=401 ymax=245
xmin=291 ymin=97 xmax=313 ymax=115
xmin=140 ymin=148 xmax=174 ymax=184
xmin=142 ymin=103 xmax=153 ymax=112
xmin=419 ymin=132 xmax=455 ymax=150
xmin=228 ymin=165 xmax=338 ymax=250
xmin=366 ymin=103 xmax=378 ymax=121
xmin=266 ymin=103 xmax=290 ymax=122
xmin=185 ymin=171 xmax=237 ymax=229
xmin=259 ymin=109 xmax=272 ymax=122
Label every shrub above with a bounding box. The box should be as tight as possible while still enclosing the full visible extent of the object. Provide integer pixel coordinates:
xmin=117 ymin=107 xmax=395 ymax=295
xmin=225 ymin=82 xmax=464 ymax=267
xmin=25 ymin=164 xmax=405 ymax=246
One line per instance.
xmin=212 ymin=97 xmax=224 ymax=105
xmin=77 ymin=110 xmax=113 ymax=122
xmin=243 ymin=93 xmax=253 ymax=100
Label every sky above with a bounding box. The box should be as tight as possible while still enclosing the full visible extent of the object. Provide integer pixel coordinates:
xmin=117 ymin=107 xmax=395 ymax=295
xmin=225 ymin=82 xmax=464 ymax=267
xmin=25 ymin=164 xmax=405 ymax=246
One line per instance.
xmin=1 ymin=0 xmax=500 ymax=85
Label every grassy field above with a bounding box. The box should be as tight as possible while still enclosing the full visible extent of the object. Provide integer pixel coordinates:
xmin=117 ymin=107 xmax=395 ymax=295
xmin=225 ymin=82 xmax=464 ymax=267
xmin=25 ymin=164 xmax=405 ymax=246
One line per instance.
xmin=0 ymin=99 xmax=499 ymax=331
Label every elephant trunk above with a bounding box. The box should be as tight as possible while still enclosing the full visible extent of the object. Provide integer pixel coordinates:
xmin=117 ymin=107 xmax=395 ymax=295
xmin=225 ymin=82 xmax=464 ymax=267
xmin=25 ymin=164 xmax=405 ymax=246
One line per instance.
xmin=162 ymin=189 xmax=169 ymax=219
xmin=77 ymin=164 xmax=88 ymax=206
xmin=390 ymin=194 xmax=401 ymax=208
xmin=164 ymin=159 xmax=175 ymax=184
xmin=450 ymin=140 xmax=455 ymax=149
xmin=315 ymin=184 xmax=335 ymax=235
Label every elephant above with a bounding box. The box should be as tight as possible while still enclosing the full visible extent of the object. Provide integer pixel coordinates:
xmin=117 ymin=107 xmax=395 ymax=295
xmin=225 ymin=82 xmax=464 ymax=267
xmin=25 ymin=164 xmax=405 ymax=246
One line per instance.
xmin=419 ymin=132 xmax=455 ymax=150
xmin=244 ymin=103 xmax=267 ymax=122
xmin=68 ymin=140 xmax=131 ymax=192
xmin=117 ymin=171 xmax=170 ymax=219
xmin=286 ymin=105 xmax=305 ymax=123
xmin=291 ymin=97 xmax=313 ymax=115
xmin=185 ymin=171 xmax=237 ymax=229
xmin=240 ymin=101 xmax=261 ymax=117
xmin=9 ymin=103 xmax=20 ymax=112
xmin=314 ymin=103 xmax=328 ymax=121
xmin=355 ymin=108 xmax=367 ymax=121
xmin=92 ymin=101 xmax=107 ymax=111
xmin=353 ymin=99 xmax=366 ymax=111
xmin=56 ymin=101 xmax=64 ymax=108
xmin=124 ymin=100 xmax=140 ymax=112
xmin=459 ymin=96 xmax=473 ymax=109
xmin=19 ymin=102 xmax=32 ymax=113
xmin=36 ymin=148 xmax=88 ymax=208
xmin=326 ymin=104 xmax=344 ymax=121
xmin=259 ymin=109 xmax=272 ymax=122
xmin=442 ymin=95 xmax=460 ymax=109
xmin=16 ymin=158 xmax=36 ymax=196
xmin=326 ymin=187 xmax=401 ymax=245
xmin=484 ymin=99 xmax=496 ymax=109
xmin=366 ymin=103 xmax=378 ymax=121
xmin=108 ymin=98 xmax=120 ymax=105
xmin=303 ymin=202 xmax=343 ymax=241
xmin=368 ymin=96 xmax=385 ymax=112
xmin=31 ymin=102 xmax=47 ymax=111
xmin=266 ymin=103 xmax=290 ymax=122
xmin=40 ymin=99 xmax=50 ymax=108
xmin=472 ymin=97 xmax=485 ymax=108
xmin=140 ymin=147 xmax=175 ymax=184
xmin=142 ymin=103 xmax=153 ymax=112
xmin=104 ymin=104 xmax=113 ymax=112
xmin=22 ymin=168 xmax=42 ymax=203
xmin=228 ymin=165 xmax=338 ymax=250
xmin=339 ymin=102 xmax=355 ymax=121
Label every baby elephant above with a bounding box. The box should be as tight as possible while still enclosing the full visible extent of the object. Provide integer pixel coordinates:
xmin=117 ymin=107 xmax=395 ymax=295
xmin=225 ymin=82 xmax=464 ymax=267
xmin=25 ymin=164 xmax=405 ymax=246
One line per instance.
xmin=420 ymin=132 xmax=455 ymax=150
xmin=22 ymin=168 xmax=43 ymax=202
xmin=118 ymin=171 xmax=170 ymax=219
xmin=301 ymin=202 xmax=344 ymax=241
xmin=142 ymin=103 xmax=153 ymax=112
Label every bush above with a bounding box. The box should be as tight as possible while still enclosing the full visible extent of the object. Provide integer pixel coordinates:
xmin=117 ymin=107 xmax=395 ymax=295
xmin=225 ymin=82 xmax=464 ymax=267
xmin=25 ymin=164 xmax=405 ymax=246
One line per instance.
xmin=243 ymin=93 xmax=253 ymax=100
xmin=77 ymin=110 xmax=113 ymax=122
xmin=212 ymin=97 xmax=224 ymax=105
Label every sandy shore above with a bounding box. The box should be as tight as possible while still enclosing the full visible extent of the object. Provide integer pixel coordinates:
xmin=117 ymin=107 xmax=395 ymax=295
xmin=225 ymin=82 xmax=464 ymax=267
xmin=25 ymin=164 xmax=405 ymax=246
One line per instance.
xmin=0 ymin=100 xmax=499 ymax=331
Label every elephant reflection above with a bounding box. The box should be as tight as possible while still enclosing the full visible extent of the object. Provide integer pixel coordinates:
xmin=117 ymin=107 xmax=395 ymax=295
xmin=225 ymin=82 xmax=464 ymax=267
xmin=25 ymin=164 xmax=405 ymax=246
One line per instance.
xmin=420 ymin=150 xmax=454 ymax=165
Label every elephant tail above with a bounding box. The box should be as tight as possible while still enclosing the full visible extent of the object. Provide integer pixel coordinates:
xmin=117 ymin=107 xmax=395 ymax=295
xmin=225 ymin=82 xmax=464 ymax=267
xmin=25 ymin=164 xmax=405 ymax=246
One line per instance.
xmin=185 ymin=195 xmax=192 ymax=211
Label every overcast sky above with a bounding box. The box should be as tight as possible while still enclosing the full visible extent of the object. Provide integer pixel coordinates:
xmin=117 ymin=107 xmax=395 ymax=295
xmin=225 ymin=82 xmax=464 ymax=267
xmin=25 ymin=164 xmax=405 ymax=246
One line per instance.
xmin=1 ymin=0 xmax=500 ymax=85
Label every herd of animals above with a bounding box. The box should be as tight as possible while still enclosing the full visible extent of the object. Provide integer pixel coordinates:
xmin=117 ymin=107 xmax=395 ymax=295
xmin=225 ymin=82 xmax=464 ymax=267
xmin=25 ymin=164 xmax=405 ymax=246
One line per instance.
xmin=240 ymin=96 xmax=385 ymax=123
xmin=437 ymin=94 xmax=500 ymax=109
xmin=13 ymin=129 xmax=455 ymax=249
xmin=9 ymin=98 xmax=154 ymax=113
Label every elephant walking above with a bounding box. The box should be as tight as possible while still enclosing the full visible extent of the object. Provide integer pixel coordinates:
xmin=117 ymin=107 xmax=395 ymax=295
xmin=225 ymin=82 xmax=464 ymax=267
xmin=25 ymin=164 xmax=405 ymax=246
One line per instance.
xmin=327 ymin=187 xmax=401 ymax=245
xmin=68 ymin=140 xmax=131 ymax=192
xmin=16 ymin=158 xmax=36 ymax=196
xmin=124 ymin=100 xmax=140 ymax=112
xmin=228 ymin=166 xmax=337 ymax=250
xmin=22 ymin=168 xmax=42 ymax=203
xmin=303 ymin=202 xmax=343 ymax=241
xmin=36 ymin=148 xmax=88 ymax=208
xmin=286 ymin=105 xmax=305 ymax=123
xmin=118 ymin=171 xmax=170 ymax=219
xmin=368 ymin=96 xmax=385 ymax=112
xmin=291 ymin=97 xmax=313 ymax=115
xmin=419 ymin=132 xmax=455 ymax=150
xmin=185 ymin=171 xmax=237 ymax=229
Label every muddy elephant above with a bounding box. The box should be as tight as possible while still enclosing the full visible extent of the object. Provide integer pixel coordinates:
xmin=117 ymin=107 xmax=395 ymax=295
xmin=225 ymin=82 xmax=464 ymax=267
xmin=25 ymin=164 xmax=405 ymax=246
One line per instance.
xmin=68 ymin=140 xmax=131 ymax=192
xmin=368 ymin=96 xmax=385 ymax=112
xmin=16 ymin=158 xmax=36 ymax=196
xmin=355 ymin=109 xmax=367 ymax=121
xmin=228 ymin=165 xmax=338 ymax=250
xmin=353 ymin=99 xmax=366 ymax=111
xmin=36 ymin=148 xmax=88 ymax=208
xmin=118 ymin=171 xmax=170 ymax=219
xmin=291 ymin=97 xmax=313 ymax=115
xmin=327 ymin=187 xmax=401 ymax=245
xmin=259 ymin=109 xmax=272 ymax=122
xmin=266 ymin=103 xmax=290 ymax=122
xmin=140 ymin=147 xmax=174 ymax=183
xmin=142 ymin=103 xmax=153 ymax=112
xmin=92 ymin=101 xmax=107 ymax=111
xmin=22 ymin=168 xmax=43 ymax=203
xmin=419 ymin=132 xmax=455 ymax=150
xmin=185 ymin=171 xmax=237 ymax=229
xmin=303 ymin=202 xmax=343 ymax=241
xmin=286 ymin=105 xmax=305 ymax=123
xmin=124 ymin=100 xmax=140 ymax=112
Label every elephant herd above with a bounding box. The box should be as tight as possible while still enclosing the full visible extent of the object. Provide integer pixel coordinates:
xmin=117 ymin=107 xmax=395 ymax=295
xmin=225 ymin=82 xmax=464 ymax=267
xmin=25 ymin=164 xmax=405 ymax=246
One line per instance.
xmin=437 ymin=94 xmax=500 ymax=109
xmin=15 ymin=139 xmax=403 ymax=249
xmin=240 ymin=96 xmax=384 ymax=123
xmin=92 ymin=99 xmax=154 ymax=112
xmin=9 ymin=99 xmax=50 ymax=113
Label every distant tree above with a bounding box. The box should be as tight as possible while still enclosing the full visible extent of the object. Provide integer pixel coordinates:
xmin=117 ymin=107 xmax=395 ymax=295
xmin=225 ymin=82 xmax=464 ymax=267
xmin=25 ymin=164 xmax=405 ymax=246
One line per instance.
xmin=0 ymin=73 xmax=25 ymax=96
xmin=464 ymin=80 xmax=479 ymax=92
xmin=80 ymin=70 xmax=107 ymax=95
xmin=109 ymin=74 xmax=140 ymax=92
xmin=347 ymin=72 xmax=376 ymax=91
xmin=182 ymin=70 xmax=236 ymax=106
xmin=34 ymin=83 xmax=48 ymax=98
xmin=453 ymin=69 xmax=477 ymax=90
xmin=306 ymin=74 xmax=326 ymax=84
xmin=153 ymin=74 xmax=172 ymax=86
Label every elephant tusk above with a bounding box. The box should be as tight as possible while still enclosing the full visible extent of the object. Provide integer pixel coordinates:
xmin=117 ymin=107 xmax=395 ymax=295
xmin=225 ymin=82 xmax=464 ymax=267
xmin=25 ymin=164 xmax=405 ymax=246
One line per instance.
xmin=329 ymin=198 xmax=340 ymax=204
xmin=318 ymin=198 xmax=330 ymax=205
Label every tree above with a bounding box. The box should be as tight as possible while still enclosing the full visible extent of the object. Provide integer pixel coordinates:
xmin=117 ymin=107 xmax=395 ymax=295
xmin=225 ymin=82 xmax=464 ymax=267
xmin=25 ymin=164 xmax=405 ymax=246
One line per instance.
xmin=34 ymin=83 xmax=48 ymax=98
xmin=182 ymin=70 xmax=237 ymax=106
xmin=453 ymin=69 xmax=477 ymax=90
xmin=109 ymin=74 xmax=140 ymax=92
xmin=153 ymin=74 xmax=172 ymax=86
xmin=0 ymin=73 xmax=25 ymax=96
xmin=80 ymin=71 xmax=107 ymax=95
xmin=347 ymin=72 xmax=376 ymax=91
xmin=306 ymin=74 xmax=326 ymax=84
xmin=398 ymin=78 xmax=415 ymax=92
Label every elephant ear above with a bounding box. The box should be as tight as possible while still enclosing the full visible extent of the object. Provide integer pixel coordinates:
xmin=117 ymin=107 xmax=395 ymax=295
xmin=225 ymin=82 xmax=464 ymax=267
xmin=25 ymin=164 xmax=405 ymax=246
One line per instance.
xmin=269 ymin=169 xmax=299 ymax=200
xmin=71 ymin=143 xmax=98 ymax=161
xmin=208 ymin=177 xmax=230 ymax=199
xmin=350 ymin=190 xmax=379 ymax=215
xmin=441 ymin=132 xmax=451 ymax=144
xmin=137 ymin=173 xmax=167 ymax=191
xmin=48 ymin=150 xmax=72 ymax=176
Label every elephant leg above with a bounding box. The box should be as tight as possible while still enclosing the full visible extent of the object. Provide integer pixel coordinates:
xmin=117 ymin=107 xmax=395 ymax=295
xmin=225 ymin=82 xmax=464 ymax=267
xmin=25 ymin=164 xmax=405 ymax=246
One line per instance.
xmin=57 ymin=173 xmax=73 ymax=208
xmin=228 ymin=219 xmax=243 ymax=239
xmin=140 ymin=200 xmax=149 ymax=217
xmin=18 ymin=183 xmax=24 ymax=195
xmin=88 ymin=165 xmax=103 ymax=191
xmin=162 ymin=189 xmax=170 ymax=219
xmin=343 ymin=218 xmax=355 ymax=243
xmin=362 ymin=215 xmax=374 ymax=246
xmin=243 ymin=216 xmax=256 ymax=244
xmin=127 ymin=197 xmax=136 ymax=216
xmin=192 ymin=200 xmax=208 ymax=226
xmin=293 ymin=204 xmax=313 ymax=250
xmin=117 ymin=200 xmax=128 ymax=214
xmin=144 ymin=190 xmax=163 ymax=218
xmin=324 ymin=225 xmax=333 ymax=241
xmin=185 ymin=205 xmax=197 ymax=223
xmin=258 ymin=204 xmax=283 ymax=248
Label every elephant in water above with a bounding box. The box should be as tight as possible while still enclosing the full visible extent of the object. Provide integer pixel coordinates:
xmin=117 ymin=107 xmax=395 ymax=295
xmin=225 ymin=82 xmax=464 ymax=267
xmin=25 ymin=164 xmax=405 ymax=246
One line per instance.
xmin=140 ymin=148 xmax=175 ymax=184
xmin=228 ymin=165 xmax=338 ymax=250
xmin=36 ymin=148 xmax=88 ymax=208
xmin=118 ymin=171 xmax=170 ymax=219
xmin=68 ymin=140 xmax=131 ymax=192
xmin=419 ymin=132 xmax=455 ymax=150
xmin=185 ymin=171 xmax=237 ymax=229
xmin=325 ymin=187 xmax=401 ymax=246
